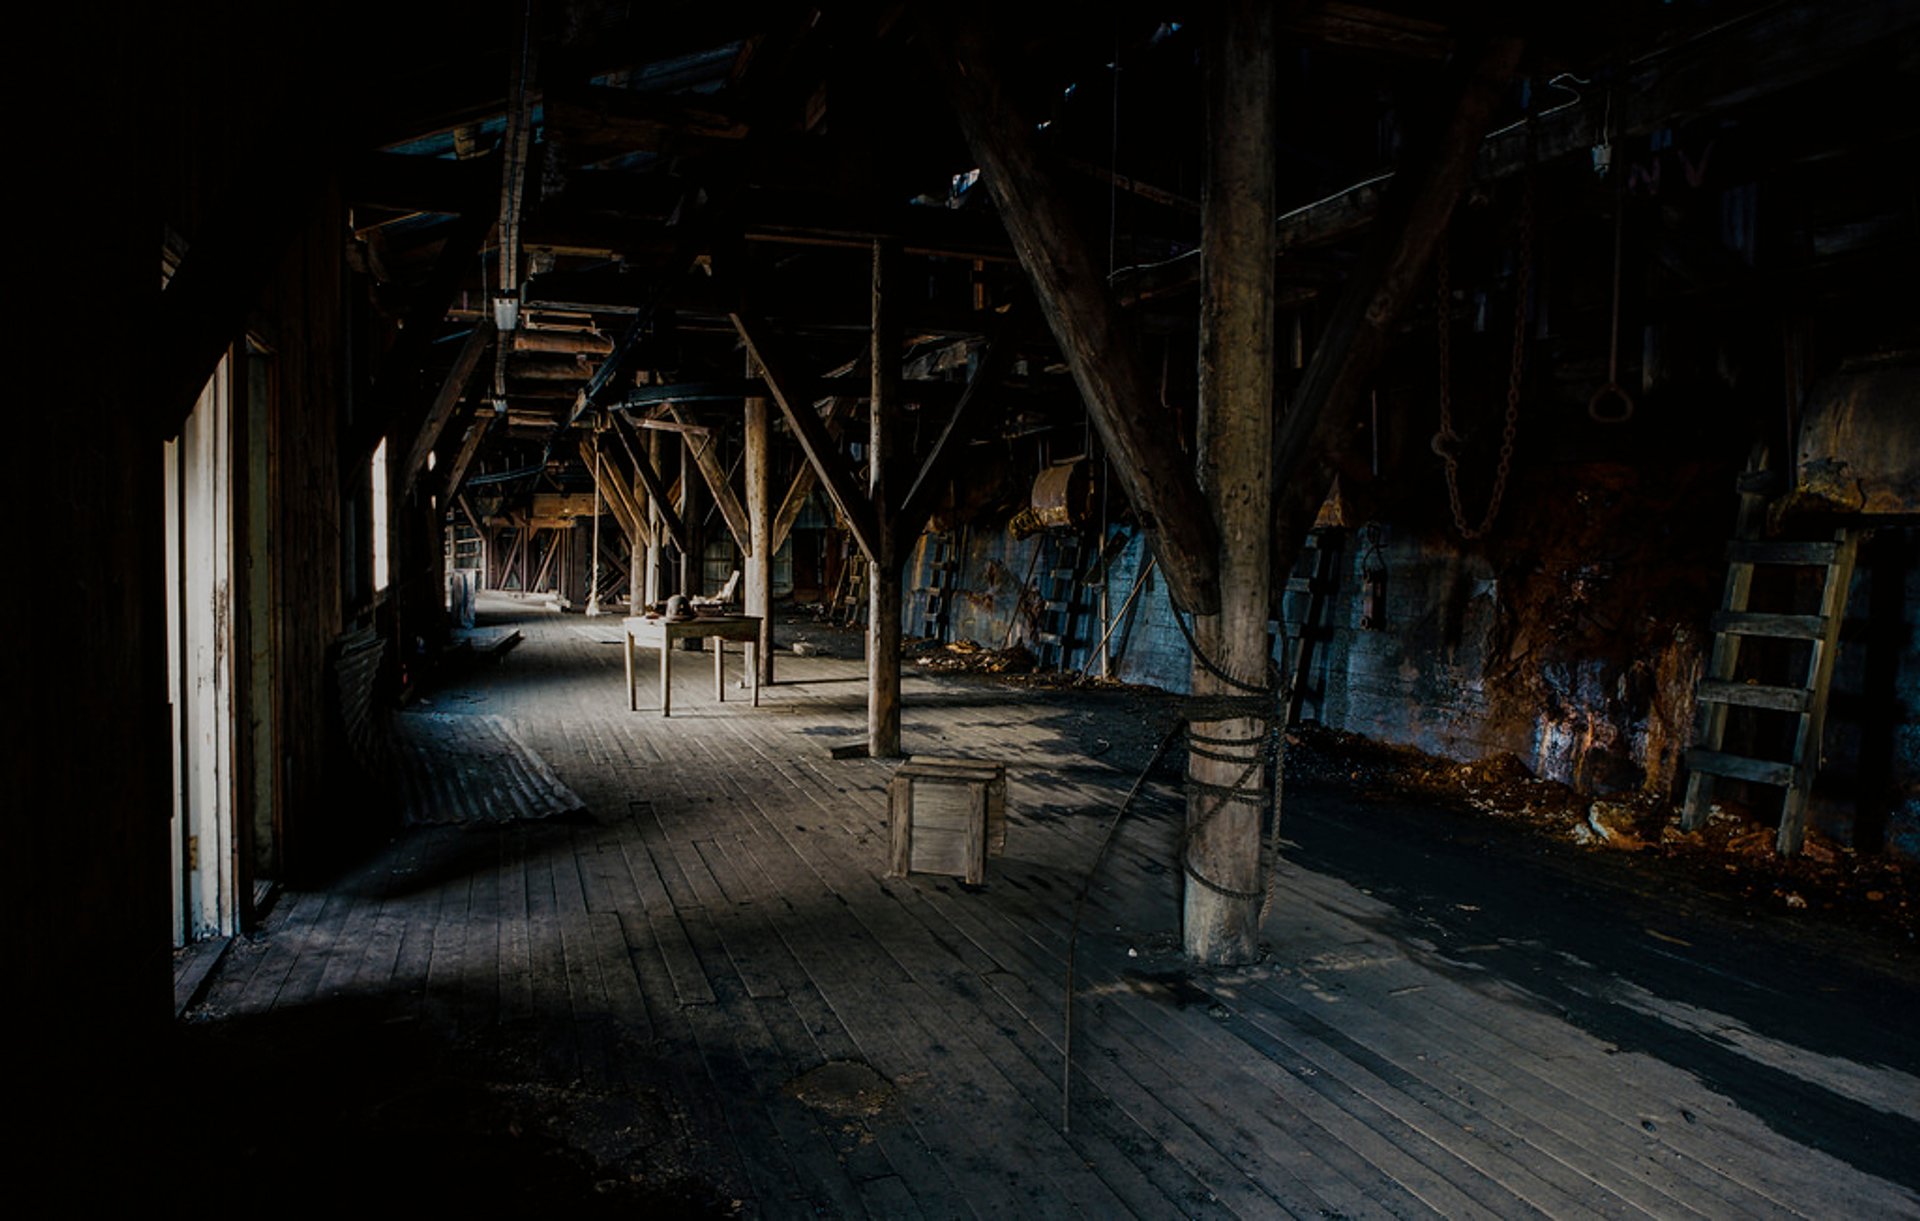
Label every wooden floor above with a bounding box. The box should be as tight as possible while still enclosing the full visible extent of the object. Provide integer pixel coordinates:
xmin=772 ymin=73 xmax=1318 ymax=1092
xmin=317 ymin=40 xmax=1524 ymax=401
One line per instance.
xmin=187 ymin=594 xmax=1920 ymax=1218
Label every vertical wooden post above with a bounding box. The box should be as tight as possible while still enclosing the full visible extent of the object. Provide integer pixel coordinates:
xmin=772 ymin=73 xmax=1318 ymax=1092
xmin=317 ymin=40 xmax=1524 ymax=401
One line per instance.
xmin=645 ymin=429 xmax=664 ymax=605
xmin=587 ymin=427 xmax=603 ymax=615
xmin=745 ymin=369 xmax=775 ymax=685
xmin=679 ymin=433 xmax=701 ymax=599
xmin=1185 ymin=1 xmax=1276 ymax=966
xmin=641 ymin=460 xmax=656 ymax=606
xmin=868 ymin=241 xmax=903 ymax=758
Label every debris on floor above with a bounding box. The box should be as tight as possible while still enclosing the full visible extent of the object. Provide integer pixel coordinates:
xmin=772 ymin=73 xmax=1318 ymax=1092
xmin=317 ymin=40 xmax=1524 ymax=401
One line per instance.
xmin=1284 ymin=725 xmax=1916 ymax=951
xmin=912 ymin=639 xmax=1036 ymax=674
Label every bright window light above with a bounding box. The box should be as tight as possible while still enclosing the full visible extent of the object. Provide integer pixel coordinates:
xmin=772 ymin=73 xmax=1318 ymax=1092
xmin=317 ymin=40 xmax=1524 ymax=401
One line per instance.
xmin=371 ymin=438 xmax=391 ymax=593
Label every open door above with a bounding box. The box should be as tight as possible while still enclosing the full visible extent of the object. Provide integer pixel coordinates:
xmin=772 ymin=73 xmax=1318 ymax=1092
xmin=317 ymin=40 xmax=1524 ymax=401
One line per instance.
xmin=166 ymin=355 xmax=239 ymax=944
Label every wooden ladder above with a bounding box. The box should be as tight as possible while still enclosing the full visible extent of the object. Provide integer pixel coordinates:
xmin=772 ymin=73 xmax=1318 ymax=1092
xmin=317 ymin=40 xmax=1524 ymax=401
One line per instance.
xmin=1682 ymin=528 xmax=1859 ymax=854
xmin=835 ymin=553 xmax=869 ymax=627
xmin=919 ymin=532 xmax=958 ymax=641
xmin=1034 ymin=531 xmax=1087 ymax=671
xmin=1279 ymin=528 xmax=1345 ymax=726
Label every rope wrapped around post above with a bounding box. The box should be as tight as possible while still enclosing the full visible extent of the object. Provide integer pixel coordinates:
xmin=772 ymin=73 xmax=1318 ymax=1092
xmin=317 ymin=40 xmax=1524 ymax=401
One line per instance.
xmin=1062 ymin=606 xmax=1287 ymax=1133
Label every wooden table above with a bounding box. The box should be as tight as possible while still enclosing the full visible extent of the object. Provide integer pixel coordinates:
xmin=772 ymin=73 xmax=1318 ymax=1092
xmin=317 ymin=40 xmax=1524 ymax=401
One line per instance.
xmin=623 ymin=615 xmax=761 ymax=716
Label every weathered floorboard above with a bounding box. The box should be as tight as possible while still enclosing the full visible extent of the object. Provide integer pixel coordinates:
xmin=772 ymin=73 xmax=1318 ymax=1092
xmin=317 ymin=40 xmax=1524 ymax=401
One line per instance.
xmin=181 ymin=594 xmax=1920 ymax=1218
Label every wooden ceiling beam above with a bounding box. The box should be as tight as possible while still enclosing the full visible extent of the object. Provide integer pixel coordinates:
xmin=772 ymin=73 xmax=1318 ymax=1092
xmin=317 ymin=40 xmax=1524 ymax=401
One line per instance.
xmin=666 ymin=402 xmax=752 ymax=555
xmin=610 ymin=411 xmax=691 ymax=552
xmin=1119 ymin=0 xmax=1920 ymax=302
xmin=925 ymin=7 xmax=1220 ymax=614
xmin=438 ymin=408 xmax=492 ymax=504
xmin=401 ymin=320 xmax=495 ymax=499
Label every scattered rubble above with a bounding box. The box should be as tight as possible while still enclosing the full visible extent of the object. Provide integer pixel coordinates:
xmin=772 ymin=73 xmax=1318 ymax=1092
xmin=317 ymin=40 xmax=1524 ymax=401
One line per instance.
xmin=912 ymin=639 xmax=1037 ymax=675
xmin=1285 ymin=725 xmax=1916 ymax=951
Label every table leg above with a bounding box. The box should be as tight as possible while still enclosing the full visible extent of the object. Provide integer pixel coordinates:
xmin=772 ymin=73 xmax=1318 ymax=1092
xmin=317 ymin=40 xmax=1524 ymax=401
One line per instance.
xmin=626 ymin=629 xmax=636 ymax=711
xmin=748 ymin=642 xmax=759 ymax=707
xmin=714 ymin=635 xmax=725 ymax=702
xmin=660 ymin=633 xmax=672 ymax=717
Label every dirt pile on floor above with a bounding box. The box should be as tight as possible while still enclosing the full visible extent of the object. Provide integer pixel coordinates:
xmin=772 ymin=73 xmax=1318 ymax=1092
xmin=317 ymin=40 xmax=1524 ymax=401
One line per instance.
xmin=1285 ymin=725 xmax=1916 ymax=952
xmin=911 ymin=639 xmax=1036 ymax=675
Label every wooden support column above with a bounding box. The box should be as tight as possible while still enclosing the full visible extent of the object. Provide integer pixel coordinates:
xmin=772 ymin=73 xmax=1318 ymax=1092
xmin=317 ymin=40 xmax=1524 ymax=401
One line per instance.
xmin=745 ymin=372 xmax=775 ymax=685
xmin=587 ymin=430 xmax=604 ymax=615
xmin=925 ymin=9 xmax=1220 ymax=614
xmin=868 ymin=241 xmax=903 ymax=758
xmin=1185 ymin=2 xmax=1278 ymax=966
xmin=1270 ymin=34 xmax=1526 ymax=576
xmin=630 ymin=467 xmax=649 ymax=611
xmin=679 ymin=433 xmax=702 ymax=597
xmin=645 ymin=429 xmax=665 ymax=605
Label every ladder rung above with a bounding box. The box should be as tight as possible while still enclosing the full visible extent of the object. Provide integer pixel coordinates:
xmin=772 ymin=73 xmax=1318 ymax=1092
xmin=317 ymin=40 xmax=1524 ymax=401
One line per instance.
xmin=1727 ymin=540 xmax=1839 ymax=566
xmin=1686 ymin=749 xmax=1795 ymax=787
xmin=1711 ymin=611 xmax=1826 ymax=640
xmin=1696 ymin=680 xmax=1812 ymax=713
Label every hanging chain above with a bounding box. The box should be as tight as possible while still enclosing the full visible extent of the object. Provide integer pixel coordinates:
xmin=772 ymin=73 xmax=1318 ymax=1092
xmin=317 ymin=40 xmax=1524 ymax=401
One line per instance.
xmin=1434 ymin=176 xmax=1533 ymax=540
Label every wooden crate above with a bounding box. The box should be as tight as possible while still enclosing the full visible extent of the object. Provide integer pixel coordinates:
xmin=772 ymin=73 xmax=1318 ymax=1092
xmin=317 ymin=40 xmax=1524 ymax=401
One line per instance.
xmin=888 ymin=757 xmax=1007 ymax=884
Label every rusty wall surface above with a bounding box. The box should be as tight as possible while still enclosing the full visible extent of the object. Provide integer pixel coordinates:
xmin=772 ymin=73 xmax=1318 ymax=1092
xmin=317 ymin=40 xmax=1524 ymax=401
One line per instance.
xmin=901 ymin=462 xmax=1919 ymax=858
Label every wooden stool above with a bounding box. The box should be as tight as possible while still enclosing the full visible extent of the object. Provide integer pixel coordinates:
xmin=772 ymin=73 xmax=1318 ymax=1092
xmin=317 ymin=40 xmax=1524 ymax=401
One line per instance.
xmin=887 ymin=757 xmax=1007 ymax=884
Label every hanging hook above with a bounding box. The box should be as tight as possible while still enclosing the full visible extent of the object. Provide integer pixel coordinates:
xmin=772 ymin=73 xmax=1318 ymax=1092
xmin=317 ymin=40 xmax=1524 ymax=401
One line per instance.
xmin=1588 ymin=194 xmax=1636 ymax=424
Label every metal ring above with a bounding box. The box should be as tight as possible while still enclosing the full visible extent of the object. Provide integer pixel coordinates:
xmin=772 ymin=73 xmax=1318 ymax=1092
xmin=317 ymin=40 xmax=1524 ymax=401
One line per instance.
xmin=1430 ymin=430 xmax=1458 ymax=458
xmin=1587 ymin=382 xmax=1635 ymax=424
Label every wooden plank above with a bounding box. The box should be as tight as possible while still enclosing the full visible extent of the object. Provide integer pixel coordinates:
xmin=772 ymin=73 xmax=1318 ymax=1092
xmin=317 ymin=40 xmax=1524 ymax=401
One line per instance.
xmin=1779 ymin=530 xmax=1860 ymax=855
xmin=1710 ymin=611 xmax=1826 ymax=640
xmin=924 ymin=7 xmax=1221 ymax=614
xmin=619 ymin=806 xmax=717 ymax=1007
xmin=1695 ymin=680 xmax=1812 ymax=714
xmin=1685 ymin=749 xmax=1795 ymax=787
xmin=731 ymin=311 xmax=883 ymax=564
xmin=400 ymin=320 xmax=495 ymax=498
xmin=1727 ymin=540 xmax=1840 ymax=566
xmin=1270 ymin=33 xmax=1527 ymax=578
